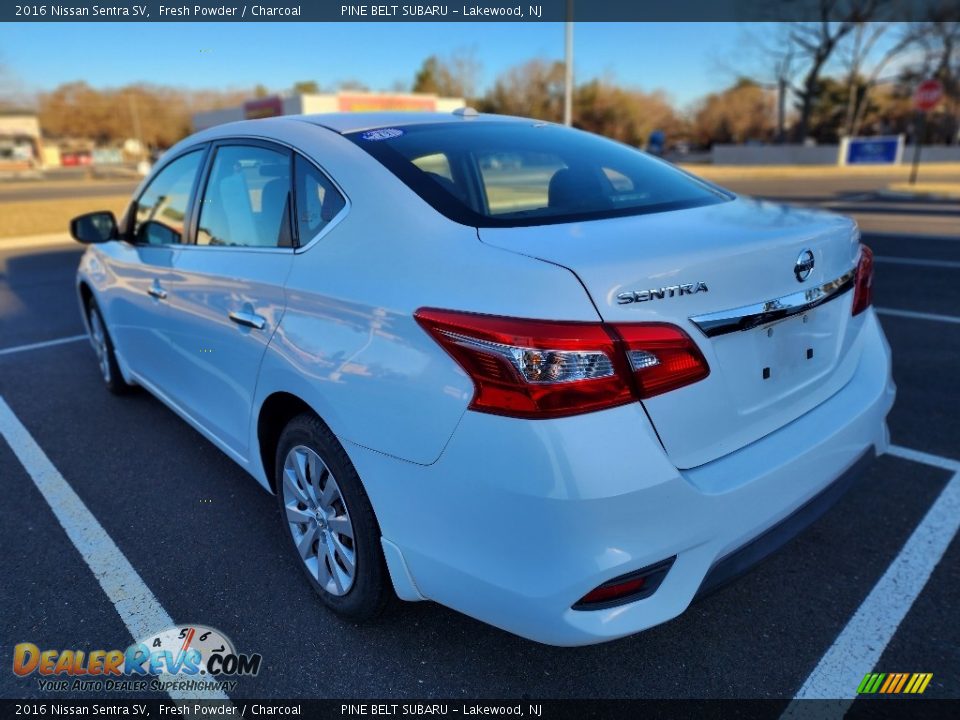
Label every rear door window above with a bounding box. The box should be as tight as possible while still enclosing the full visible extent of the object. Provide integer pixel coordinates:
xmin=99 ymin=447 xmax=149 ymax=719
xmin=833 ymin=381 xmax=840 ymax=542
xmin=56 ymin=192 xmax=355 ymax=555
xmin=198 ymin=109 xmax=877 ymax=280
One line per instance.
xmin=196 ymin=144 xmax=293 ymax=248
xmin=294 ymin=154 xmax=347 ymax=244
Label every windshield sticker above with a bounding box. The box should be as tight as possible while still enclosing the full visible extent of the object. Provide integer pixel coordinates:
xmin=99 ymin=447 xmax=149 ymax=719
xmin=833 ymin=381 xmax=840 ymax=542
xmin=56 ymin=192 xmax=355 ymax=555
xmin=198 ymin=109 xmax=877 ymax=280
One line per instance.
xmin=360 ymin=128 xmax=404 ymax=141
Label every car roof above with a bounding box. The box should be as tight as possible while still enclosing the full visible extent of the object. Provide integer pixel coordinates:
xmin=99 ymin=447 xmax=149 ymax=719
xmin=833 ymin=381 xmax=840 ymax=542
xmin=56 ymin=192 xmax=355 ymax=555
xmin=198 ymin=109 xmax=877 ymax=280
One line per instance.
xmin=162 ymin=111 xmax=543 ymax=167
xmin=295 ymin=111 xmax=530 ymax=134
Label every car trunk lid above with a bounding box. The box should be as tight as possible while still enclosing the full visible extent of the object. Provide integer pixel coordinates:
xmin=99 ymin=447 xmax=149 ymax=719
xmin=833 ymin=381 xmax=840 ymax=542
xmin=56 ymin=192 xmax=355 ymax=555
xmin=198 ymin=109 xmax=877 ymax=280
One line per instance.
xmin=478 ymin=197 xmax=865 ymax=469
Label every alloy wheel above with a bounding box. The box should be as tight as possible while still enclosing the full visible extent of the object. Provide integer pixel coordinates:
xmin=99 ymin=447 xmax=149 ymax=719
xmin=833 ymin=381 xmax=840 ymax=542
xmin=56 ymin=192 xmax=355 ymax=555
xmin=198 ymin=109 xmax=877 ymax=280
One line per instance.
xmin=281 ymin=445 xmax=357 ymax=596
xmin=88 ymin=310 xmax=111 ymax=383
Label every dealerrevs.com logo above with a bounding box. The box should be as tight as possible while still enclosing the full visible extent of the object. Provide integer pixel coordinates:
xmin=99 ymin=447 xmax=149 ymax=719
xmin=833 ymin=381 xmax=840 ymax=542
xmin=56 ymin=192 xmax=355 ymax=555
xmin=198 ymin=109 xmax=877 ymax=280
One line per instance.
xmin=13 ymin=625 xmax=261 ymax=693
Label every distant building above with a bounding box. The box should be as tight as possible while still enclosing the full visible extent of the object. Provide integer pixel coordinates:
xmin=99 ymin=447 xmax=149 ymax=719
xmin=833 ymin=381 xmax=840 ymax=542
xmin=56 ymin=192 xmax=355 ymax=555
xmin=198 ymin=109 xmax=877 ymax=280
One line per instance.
xmin=193 ymin=91 xmax=467 ymax=131
xmin=0 ymin=110 xmax=43 ymax=169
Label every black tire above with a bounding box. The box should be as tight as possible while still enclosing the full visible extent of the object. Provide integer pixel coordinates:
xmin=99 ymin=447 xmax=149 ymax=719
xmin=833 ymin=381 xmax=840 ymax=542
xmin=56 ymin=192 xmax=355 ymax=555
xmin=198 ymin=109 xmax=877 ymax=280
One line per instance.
xmin=274 ymin=413 xmax=391 ymax=620
xmin=86 ymin=299 xmax=134 ymax=395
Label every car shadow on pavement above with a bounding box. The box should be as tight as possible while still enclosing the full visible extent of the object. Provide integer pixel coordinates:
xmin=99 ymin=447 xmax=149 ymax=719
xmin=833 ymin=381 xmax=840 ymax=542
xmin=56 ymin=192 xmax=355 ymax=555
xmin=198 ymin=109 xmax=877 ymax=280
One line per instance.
xmin=0 ymin=245 xmax=86 ymax=349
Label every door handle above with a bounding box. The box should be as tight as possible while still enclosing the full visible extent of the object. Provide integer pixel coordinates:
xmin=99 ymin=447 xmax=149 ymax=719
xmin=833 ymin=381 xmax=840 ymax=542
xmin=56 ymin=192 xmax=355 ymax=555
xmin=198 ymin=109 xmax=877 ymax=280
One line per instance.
xmin=147 ymin=286 xmax=167 ymax=300
xmin=228 ymin=310 xmax=266 ymax=330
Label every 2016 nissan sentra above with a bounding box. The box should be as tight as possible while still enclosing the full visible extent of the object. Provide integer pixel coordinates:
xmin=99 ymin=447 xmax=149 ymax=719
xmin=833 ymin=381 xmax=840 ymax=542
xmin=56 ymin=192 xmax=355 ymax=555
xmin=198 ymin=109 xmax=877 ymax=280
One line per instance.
xmin=71 ymin=111 xmax=895 ymax=646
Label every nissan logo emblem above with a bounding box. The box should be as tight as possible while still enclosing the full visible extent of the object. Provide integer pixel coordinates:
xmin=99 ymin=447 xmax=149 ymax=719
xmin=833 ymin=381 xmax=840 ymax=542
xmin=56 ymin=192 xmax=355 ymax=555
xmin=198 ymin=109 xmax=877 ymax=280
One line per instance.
xmin=795 ymin=249 xmax=815 ymax=282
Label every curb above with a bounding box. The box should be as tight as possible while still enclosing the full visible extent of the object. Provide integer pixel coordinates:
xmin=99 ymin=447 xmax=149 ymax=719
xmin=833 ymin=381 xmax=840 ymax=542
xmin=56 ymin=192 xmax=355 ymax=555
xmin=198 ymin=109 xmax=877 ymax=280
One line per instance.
xmin=0 ymin=232 xmax=75 ymax=250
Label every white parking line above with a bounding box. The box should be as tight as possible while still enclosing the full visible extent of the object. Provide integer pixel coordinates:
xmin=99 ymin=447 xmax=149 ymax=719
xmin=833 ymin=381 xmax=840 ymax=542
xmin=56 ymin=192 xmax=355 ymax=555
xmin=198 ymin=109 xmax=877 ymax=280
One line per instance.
xmin=782 ymin=447 xmax=960 ymax=711
xmin=876 ymin=307 xmax=960 ymax=325
xmin=888 ymin=444 xmax=960 ymax=473
xmin=0 ymin=396 xmax=229 ymax=701
xmin=874 ymin=256 xmax=960 ymax=270
xmin=0 ymin=334 xmax=87 ymax=357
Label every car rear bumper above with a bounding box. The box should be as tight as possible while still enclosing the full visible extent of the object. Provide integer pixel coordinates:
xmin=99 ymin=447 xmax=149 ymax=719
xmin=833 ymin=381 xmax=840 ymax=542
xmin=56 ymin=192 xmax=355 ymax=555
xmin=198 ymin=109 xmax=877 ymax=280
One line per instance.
xmin=348 ymin=309 xmax=895 ymax=645
xmin=693 ymin=446 xmax=874 ymax=601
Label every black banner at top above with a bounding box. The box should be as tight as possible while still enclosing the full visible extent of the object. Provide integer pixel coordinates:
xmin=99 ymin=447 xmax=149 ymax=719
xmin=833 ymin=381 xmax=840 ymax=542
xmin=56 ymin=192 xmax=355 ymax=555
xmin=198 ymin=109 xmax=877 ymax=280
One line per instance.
xmin=3 ymin=0 xmax=958 ymax=23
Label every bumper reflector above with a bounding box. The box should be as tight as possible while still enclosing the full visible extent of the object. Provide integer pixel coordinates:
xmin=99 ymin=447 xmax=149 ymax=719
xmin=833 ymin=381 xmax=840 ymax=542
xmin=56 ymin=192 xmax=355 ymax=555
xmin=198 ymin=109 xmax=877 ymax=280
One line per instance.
xmin=573 ymin=557 xmax=676 ymax=610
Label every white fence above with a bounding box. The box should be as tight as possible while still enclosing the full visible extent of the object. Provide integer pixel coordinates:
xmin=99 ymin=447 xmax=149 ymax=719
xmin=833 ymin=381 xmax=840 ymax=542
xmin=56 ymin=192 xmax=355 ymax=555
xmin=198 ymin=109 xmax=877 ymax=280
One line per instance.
xmin=711 ymin=144 xmax=960 ymax=166
xmin=908 ymin=146 xmax=960 ymax=163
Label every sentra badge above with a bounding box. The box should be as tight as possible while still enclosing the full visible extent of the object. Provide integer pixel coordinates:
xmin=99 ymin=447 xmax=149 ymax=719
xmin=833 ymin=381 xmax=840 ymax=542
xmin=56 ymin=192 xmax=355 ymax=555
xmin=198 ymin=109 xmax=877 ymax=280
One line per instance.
xmin=617 ymin=282 xmax=708 ymax=305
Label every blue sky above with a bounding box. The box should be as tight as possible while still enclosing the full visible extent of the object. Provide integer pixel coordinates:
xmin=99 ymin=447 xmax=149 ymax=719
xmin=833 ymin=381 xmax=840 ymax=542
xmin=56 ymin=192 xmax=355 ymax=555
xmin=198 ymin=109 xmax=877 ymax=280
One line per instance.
xmin=0 ymin=22 xmax=897 ymax=108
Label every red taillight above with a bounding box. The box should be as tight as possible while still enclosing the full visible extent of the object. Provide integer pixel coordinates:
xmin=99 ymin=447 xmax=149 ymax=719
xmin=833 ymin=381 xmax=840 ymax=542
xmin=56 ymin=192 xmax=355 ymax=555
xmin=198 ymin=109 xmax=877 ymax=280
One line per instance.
xmin=614 ymin=323 xmax=711 ymax=399
xmin=414 ymin=308 xmax=709 ymax=419
xmin=852 ymin=244 xmax=874 ymax=316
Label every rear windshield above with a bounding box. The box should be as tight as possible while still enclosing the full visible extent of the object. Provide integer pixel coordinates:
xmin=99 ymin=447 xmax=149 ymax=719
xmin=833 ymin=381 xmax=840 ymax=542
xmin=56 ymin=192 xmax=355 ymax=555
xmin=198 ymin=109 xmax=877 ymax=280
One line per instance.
xmin=346 ymin=121 xmax=730 ymax=227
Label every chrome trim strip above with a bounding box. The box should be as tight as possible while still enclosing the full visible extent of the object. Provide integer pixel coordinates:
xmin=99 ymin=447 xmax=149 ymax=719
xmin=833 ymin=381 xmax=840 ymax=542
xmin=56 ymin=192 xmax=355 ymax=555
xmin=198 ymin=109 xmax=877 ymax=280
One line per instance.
xmin=689 ymin=269 xmax=856 ymax=338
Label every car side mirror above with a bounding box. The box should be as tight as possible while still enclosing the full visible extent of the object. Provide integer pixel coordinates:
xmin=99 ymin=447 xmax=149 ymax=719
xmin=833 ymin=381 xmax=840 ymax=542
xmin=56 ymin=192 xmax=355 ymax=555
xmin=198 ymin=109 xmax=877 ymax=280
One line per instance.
xmin=70 ymin=211 xmax=118 ymax=244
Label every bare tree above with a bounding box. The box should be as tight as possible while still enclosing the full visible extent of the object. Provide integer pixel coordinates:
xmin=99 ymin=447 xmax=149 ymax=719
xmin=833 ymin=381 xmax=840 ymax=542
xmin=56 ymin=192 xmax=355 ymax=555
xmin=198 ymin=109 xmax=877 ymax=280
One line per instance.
xmin=449 ymin=47 xmax=482 ymax=100
xmin=716 ymin=25 xmax=798 ymax=143
xmin=911 ymin=17 xmax=960 ymax=143
xmin=846 ymin=23 xmax=919 ymax=136
xmin=840 ymin=23 xmax=885 ymax=135
xmin=789 ymin=0 xmax=886 ymax=141
xmin=0 ymin=57 xmax=33 ymax=110
xmin=773 ymin=44 xmax=797 ymax=142
xmin=575 ymin=80 xmax=686 ymax=146
xmin=38 ymin=82 xmax=253 ymax=147
xmin=337 ymin=79 xmax=370 ymax=92
xmin=291 ymin=80 xmax=321 ymax=95
xmin=693 ymin=78 xmax=777 ymax=145
xmin=479 ymin=59 xmax=567 ymax=122
xmin=413 ymin=47 xmax=482 ymax=100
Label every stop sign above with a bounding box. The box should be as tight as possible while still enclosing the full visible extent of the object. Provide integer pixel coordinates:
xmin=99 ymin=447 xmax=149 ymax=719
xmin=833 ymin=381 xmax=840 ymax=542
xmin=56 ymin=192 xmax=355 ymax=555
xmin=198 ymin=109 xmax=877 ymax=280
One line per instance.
xmin=914 ymin=79 xmax=943 ymax=112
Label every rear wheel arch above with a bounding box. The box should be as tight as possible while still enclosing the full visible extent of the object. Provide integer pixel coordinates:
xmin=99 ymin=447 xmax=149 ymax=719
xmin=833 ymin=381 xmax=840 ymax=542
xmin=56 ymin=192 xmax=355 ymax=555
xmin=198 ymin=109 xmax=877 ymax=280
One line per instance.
xmin=257 ymin=392 xmax=318 ymax=494
xmin=256 ymin=392 xmax=392 ymax=561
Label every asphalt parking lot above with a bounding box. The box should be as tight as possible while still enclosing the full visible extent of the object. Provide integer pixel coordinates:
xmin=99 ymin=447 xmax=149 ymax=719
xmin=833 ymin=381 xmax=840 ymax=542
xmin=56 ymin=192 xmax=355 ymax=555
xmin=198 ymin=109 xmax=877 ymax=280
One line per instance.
xmin=0 ymin=180 xmax=958 ymax=703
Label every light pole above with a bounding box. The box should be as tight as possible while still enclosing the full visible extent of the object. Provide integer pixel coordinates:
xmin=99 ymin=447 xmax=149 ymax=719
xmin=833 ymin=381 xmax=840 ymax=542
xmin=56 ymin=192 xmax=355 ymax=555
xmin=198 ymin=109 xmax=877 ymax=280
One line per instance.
xmin=564 ymin=0 xmax=574 ymax=126
xmin=128 ymin=93 xmax=143 ymax=158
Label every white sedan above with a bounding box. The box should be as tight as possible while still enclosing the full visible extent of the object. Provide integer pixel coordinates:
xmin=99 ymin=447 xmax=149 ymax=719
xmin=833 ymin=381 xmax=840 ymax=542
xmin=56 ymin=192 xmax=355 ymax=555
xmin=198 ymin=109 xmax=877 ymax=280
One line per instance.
xmin=71 ymin=111 xmax=895 ymax=645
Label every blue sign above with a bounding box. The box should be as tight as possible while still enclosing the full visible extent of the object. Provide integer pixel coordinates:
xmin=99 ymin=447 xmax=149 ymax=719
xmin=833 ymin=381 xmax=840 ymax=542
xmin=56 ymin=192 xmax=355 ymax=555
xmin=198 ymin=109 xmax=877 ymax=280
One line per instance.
xmin=646 ymin=130 xmax=666 ymax=156
xmin=842 ymin=135 xmax=904 ymax=165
